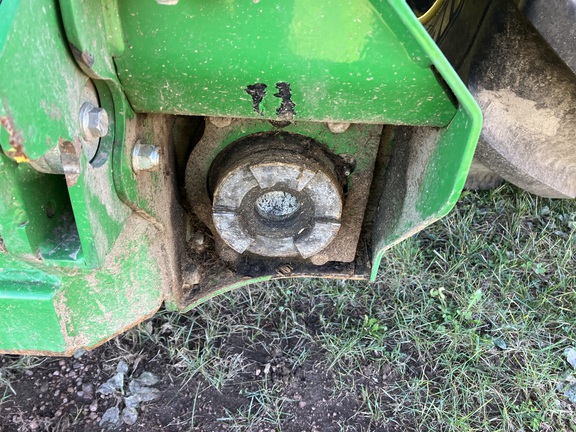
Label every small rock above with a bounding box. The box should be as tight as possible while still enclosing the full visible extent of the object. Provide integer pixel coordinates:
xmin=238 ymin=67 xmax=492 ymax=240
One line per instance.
xmin=89 ymin=402 xmax=98 ymax=412
xmin=59 ymin=360 xmax=66 ymax=367
xmin=67 ymin=387 xmax=74 ymax=393
xmin=73 ymin=348 xmax=86 ymax=359
xmin=89 ymin=412 xmax=98 ymax=420
xmin=82 ymin=383 xmax=94 ymax=400
xmin=54 ymin=410 xmax=62 ymax=418
xmin=77 ymin=391 xmax=85 ymax=398
xmin=54 ymin=390 xmax=60 ymax=397
xmin=25 ymin=370 xmax=33 ymax=376
xmin=299 ymin=401 xmax=307 ymax=408
xmin=52 ymin=371 xmax=60 ymax=376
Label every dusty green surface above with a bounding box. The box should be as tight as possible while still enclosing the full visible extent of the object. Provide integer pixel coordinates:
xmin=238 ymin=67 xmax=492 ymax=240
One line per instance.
xmin=114 ymin=0 xmax=457 ymax=125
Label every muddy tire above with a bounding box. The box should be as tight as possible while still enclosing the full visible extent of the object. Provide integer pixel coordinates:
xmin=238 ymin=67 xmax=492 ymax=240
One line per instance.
xmin=464 ymin=159 xmax=504 ymax=191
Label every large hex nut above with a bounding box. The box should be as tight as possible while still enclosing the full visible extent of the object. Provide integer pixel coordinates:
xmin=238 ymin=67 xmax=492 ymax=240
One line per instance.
xmin=212 ymin=151 xmax=343 ymax=259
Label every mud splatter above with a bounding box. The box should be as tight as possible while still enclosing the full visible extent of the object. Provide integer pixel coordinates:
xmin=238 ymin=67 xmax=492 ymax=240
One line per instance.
xmin=69 ymin=42 xmax=95 ymax=68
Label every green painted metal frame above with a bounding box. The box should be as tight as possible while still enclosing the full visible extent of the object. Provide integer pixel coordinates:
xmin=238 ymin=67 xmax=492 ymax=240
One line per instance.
xmin=114 ymin=0 xmax=458 ymax=126
xmin=0 ymin=0 xmax=481 ymax=354
xmin=370 ymin=1 xmax=482 ymax=280
xmin=0 ymin=0 xmax=170 ymax=354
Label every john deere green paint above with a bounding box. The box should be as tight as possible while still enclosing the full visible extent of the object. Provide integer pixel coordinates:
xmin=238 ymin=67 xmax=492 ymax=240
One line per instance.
xmin=0 ymin=0 xmax=483 ymax=355
xmin=112 ymin=0 xmax=459 ymax=126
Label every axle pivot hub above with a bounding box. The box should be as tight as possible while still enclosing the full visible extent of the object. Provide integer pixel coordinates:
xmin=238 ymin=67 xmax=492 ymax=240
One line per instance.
xmin=210 ymin=135 xmax=343 ymax=259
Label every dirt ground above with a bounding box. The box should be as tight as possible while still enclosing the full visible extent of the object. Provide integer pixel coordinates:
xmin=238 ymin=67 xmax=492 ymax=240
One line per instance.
xmin=0 ymin=308 xmax=405 ymax=432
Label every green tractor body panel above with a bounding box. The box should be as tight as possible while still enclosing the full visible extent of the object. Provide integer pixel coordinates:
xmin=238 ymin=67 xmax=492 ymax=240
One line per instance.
xmin=113 ymin=0 xmax=458 ymax=126
xmin=0 ymin=0 xmax=481 ymax=355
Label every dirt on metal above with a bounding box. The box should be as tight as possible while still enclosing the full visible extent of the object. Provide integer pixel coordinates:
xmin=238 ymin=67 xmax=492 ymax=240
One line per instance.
xmin=180 ymin=121 xmax=381 ymax=310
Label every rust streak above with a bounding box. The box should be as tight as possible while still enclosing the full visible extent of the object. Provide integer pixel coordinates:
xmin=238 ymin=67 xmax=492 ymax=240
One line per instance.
xmin=0 ymin=115 xmax=28 ymax=162
xmin=1 ymin=99 xmax=29 ymax=163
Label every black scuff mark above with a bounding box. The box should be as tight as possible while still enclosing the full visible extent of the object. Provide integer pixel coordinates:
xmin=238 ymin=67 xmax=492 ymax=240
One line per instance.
xmin=274 ymin=82 xmax=296 ymax=120
xmin=245 ymin=83 xmax=268 ymax=115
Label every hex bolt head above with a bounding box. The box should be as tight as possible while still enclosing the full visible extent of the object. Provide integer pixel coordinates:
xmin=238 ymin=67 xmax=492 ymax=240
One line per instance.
xmin=80 ymin=102 xmax=109 ymax=142
xmin=327 ymin=122 xmax=351 ymax=133
xmin=132 ymin=143 xmax=161 ymax=172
